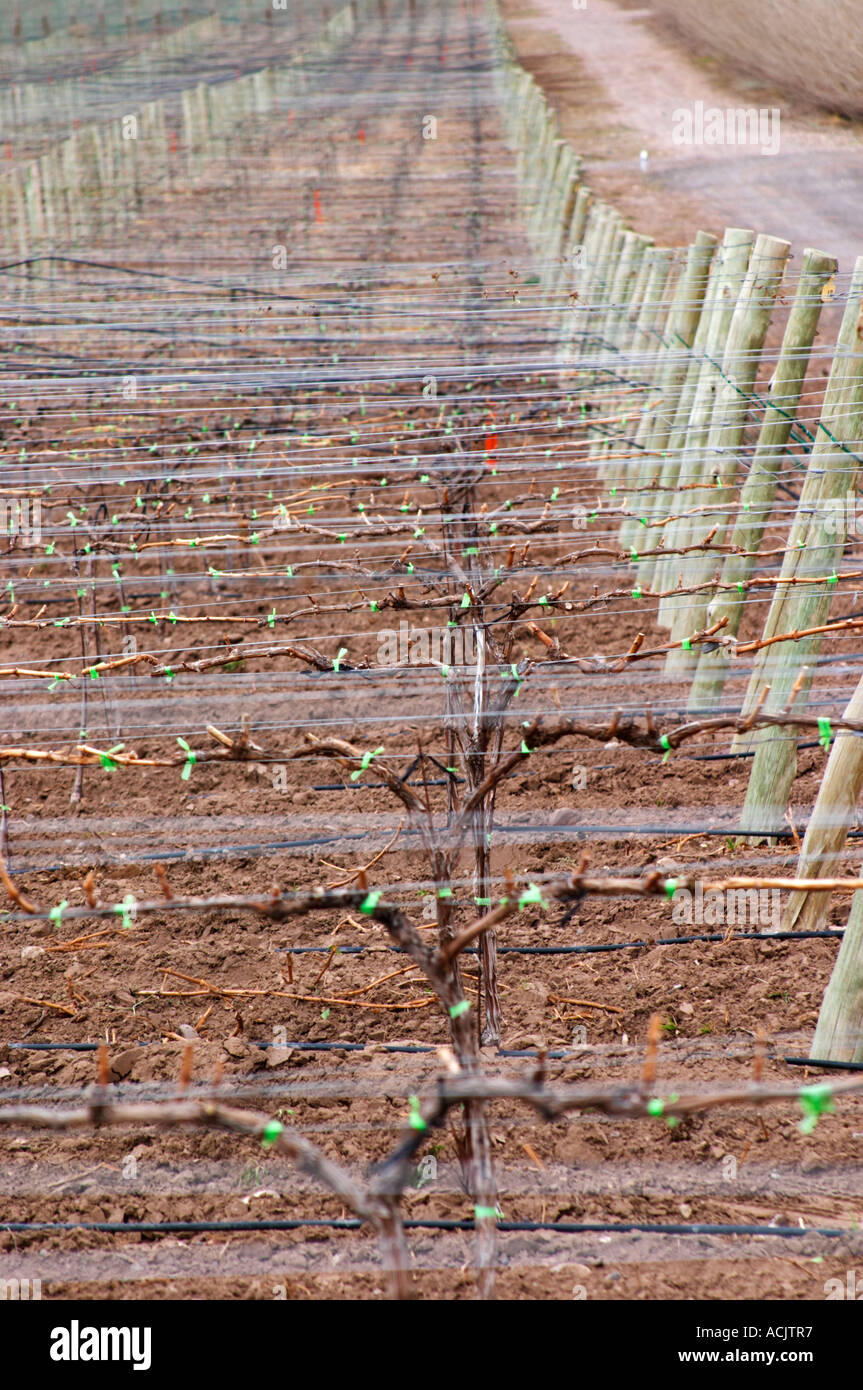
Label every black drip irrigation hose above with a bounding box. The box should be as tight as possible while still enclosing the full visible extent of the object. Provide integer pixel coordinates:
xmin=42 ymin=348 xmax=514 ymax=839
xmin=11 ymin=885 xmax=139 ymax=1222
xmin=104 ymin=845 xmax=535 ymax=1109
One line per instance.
xmin=1 ymin=934 xmax=846 ymax=1059
xmin=18 ymin=823 xmax=863 ymax=876
xmin=0 ymin=1218 xmax=854 ymax=1240
xmin=0 ymin=921 xmax=844 ymax=960
xmin=785 ymin=1056 xmax=863 ymax=1072
xmin=275 ymin=928 xmax=845 ymax=957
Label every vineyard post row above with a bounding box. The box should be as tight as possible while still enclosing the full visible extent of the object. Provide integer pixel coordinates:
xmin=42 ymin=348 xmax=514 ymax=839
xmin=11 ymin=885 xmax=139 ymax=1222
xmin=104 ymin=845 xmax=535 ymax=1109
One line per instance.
xmin=486 ymin=0 xmax=863 ymax=1063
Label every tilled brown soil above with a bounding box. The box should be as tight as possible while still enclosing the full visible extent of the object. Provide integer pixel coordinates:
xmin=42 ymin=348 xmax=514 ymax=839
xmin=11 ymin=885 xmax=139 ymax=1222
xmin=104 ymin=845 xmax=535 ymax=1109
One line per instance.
xmin=2 ymin=0 xmax=863 ymax=1303
xmin=4 ymin=483 xmax=862 ymax=1299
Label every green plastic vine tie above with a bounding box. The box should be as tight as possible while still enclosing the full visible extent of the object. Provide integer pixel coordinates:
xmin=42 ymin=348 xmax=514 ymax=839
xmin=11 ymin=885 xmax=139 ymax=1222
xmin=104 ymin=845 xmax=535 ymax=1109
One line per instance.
xmin=660 ymin=734 xmax=672 ymax=763
xmin=518 ymin=883 xmax=546 ymax=910
xmin=261 ymin=1119 xmax=284 ymax=1151
xmin=818 ymin=718 xmax=833 ymax=752
xmin=798 ymin=1085 xmax=834 ymax=1134
xmin=659 ymin=1093 xmax=681 ymax=1127
xmin=350 ymin=745 xmax=384 ymax=781
xmin=99 ymin=743 xmax=125 ymax=770
xmin=664 ymin=878 xmax=677 ymax=899
xmin=49 ymin=900 xmax=68 ymax=927
xmin=449 ymin=999 xmax=471 ymax=1019
xmin=359 ymin=890 xmax=382 ymax=916
xmin=113 ymin=894 xmax=136 ymax=929
xmin=176 ymin=737 xmax=196 ymax=780
xmin=408 ymin=1096 xmax=427 ymax=1132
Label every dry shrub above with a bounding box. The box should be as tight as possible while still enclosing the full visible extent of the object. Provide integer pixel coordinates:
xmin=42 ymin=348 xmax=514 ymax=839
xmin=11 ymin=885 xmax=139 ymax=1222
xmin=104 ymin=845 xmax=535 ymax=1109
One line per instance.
xmin=651 ymin=0 xmax=863 ymax=118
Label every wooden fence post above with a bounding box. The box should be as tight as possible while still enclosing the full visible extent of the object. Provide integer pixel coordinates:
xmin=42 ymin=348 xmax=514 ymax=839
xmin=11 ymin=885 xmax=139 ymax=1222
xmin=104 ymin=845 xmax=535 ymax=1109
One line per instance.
xmin=655 ymin=228 xmax=755 ymax=627
xmin=687 ymin=246 xmax=837 ymax=710
xmin=640 ymin=230 xmax=746 ymax=595
xmin=663 ymin=232 xmax=789 ymax=671
xmin=614 ymin=246 xmax=676 ymax=508
xmin=736 ymin=254 xmax=863 ymax=837
xmin=812 ymin=883 xmax=863 ymax=1062
xmin=782 ymin=673 xmax=863 ymax=937
xmin=631 ymin=232 xmax=718 ymax=584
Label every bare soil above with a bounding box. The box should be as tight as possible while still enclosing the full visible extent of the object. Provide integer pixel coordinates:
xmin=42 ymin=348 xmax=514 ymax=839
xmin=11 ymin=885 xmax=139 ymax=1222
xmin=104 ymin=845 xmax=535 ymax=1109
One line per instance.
xmin=2 ymin=0 xmax=862 ymax=1303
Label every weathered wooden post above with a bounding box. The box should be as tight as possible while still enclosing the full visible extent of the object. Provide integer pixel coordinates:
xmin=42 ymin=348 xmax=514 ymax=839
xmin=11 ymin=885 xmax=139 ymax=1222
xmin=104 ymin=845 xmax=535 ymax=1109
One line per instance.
xmin=591 ymin=230 xmax=653 ymax=482
xmin=736 ymin=254 xmax=863 ymax=837
xmin=612 ymin=246 xmax=676 ymax=506
xmin=7 ymin=168 xmax=29 ymax=257
xmin=637 ymin=231 xmax=736 ymax=592
xmin=782 ymin=673 xmax=863 ymax=940
xmin=655 ymin=228 xmax=755 ymax=628
xmin=687 ymin=246 xmax=837 ymax=710
xmin=630 ymin=231 xmax=718 ymax=581
xmin=663 ymin=232 xmax=789 ymax=670
xmin=601 ymin=229 xmax=653 ymax=357
xmin=558 ymin=182 xmax=591 ymax=294
xmin=547 ymin=150 xmax=583 ymax=301
xmin=24 ymin=159 xmax=45 ymax=244
xmin=812 ymin=882 xmax=863 ymax=1062
xmin=571 ymin=205 xmax=624 ymax=374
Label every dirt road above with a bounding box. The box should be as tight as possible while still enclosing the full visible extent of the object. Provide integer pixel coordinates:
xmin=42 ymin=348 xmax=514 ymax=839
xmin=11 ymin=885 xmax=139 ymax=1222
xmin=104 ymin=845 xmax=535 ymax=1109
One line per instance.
xmin=501 ymin=0 xmax=863 ymax=273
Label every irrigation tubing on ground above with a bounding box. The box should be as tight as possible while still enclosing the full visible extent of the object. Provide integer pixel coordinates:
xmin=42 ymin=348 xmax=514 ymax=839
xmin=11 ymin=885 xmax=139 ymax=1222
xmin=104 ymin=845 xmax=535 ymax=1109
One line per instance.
xmin=0 ymin=1218 xmax=855 ymax=1240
